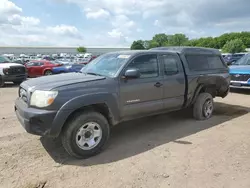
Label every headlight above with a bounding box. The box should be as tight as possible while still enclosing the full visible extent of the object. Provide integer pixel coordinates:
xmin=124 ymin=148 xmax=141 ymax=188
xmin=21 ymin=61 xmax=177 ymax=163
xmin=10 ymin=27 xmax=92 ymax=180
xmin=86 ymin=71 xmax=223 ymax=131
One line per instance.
xmin=30 ymin=90 xmax=58 ymax=108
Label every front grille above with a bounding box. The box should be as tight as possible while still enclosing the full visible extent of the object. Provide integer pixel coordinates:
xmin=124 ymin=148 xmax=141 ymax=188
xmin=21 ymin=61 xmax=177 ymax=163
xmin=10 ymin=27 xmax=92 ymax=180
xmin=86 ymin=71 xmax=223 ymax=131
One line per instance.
xmin=231 ymin=74 xmax=250 ymax=81
xmin=9 ymin=66 xmax=26 ymax=75
xmin=19 ymin=87 xmax=28 ymax=103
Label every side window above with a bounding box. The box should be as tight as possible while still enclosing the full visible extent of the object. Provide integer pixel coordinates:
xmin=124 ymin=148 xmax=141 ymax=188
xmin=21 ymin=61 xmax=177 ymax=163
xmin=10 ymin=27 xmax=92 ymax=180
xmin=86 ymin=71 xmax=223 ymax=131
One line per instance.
xmin=127 ymin=54 xmax=159 ymax=78
xmin=33 ymin=62 xmax=40 ymax=66
xmin=27 ymin=62 xmax=39 ymax=67
xmin=39 ymin=62 xmax=44 ymax=66
xmin=162 ymin=55 xmax=179 ymax=75
xmin=26 ymin=62 xmax=34 ymax=67
xmin=185 ymin=55 xmax=209 ymax=71
xmin=207 ymin=56 xmax=226 ymax=69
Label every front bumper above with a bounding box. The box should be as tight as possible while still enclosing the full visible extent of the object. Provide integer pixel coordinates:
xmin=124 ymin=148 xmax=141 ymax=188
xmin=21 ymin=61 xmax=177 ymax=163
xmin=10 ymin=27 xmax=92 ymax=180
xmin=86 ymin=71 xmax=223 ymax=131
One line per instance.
xmin=2 ymin=74 xmax=27 ymax=82
xmin=15 ymin=98 xmax=57 ymax=136
xmin=230 ymin=81 xmax=250 ymax=89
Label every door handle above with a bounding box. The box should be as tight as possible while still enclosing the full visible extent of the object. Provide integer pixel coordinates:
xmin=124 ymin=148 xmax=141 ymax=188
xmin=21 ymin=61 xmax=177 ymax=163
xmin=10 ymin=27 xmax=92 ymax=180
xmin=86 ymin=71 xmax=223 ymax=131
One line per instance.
xmin=154 ymin=82 xmax=163 ymax=87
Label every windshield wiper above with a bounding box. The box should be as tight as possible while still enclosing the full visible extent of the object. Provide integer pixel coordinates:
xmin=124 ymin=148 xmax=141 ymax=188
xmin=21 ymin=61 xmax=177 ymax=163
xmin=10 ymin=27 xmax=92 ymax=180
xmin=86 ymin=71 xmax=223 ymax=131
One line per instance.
xmin=85 ymin=72 xmax=104 ymax=76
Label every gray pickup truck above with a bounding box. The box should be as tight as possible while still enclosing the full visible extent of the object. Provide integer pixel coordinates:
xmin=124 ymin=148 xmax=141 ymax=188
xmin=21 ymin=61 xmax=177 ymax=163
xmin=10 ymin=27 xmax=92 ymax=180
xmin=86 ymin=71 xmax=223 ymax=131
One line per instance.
xmin=15 ymin=47 xmax=230 ymax=158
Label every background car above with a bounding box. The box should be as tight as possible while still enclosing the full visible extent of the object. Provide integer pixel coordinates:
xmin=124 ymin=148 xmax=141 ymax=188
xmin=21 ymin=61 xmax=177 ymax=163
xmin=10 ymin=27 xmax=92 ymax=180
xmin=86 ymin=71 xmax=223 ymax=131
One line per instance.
xmin=25 ymin=60 xmax=62 ymax=77
xmin=229 ymin=53 xmax=250 ymax=89
xmin=223 ymin=53 xmax=246 ymax=65
xmin=52 ymin=63 xmax=85 ymax=74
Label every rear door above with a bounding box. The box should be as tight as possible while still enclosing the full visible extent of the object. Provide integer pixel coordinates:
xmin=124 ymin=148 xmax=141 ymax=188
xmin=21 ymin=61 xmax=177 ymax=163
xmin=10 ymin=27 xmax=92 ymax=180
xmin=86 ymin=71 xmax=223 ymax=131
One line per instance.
xmin=158 ymin=54 xmax=186 ymax=110
xmin=119 ymin=54 xmax=164 ymax=119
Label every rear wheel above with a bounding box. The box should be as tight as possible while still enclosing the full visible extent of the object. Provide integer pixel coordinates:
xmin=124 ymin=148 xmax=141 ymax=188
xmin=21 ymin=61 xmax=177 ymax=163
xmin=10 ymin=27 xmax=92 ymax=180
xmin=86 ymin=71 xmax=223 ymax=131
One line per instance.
xmin=61 ymin=111 xmax=110 ymax=159
xmin=193 ymin=93 xmax=214 ymax=120
xmin=44 ymin=70 xmax=52 ymax=76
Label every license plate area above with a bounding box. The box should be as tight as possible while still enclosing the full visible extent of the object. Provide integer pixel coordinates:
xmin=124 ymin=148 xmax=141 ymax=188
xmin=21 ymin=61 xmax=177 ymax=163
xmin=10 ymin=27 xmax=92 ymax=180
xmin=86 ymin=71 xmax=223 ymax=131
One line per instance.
xmin=232 ymin=82 xmax=241 ymax=86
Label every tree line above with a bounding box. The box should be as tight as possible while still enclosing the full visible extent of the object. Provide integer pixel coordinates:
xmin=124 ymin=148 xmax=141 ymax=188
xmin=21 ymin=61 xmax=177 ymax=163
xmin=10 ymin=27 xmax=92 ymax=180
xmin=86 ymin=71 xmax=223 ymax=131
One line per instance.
xmin=130 ymin=32 xmax=250 ymax=53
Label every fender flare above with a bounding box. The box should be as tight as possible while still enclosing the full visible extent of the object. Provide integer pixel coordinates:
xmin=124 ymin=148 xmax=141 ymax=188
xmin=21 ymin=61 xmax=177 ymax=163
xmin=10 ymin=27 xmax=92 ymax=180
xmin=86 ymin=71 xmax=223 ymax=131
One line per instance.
xmin=49 ymin=92 xmax=120 ymax=137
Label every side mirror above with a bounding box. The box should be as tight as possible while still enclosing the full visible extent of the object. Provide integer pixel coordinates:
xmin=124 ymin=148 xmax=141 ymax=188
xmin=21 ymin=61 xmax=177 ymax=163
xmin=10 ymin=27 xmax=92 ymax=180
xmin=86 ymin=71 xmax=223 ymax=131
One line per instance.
xmin=124 ymin=68 xmax=140 ymax=79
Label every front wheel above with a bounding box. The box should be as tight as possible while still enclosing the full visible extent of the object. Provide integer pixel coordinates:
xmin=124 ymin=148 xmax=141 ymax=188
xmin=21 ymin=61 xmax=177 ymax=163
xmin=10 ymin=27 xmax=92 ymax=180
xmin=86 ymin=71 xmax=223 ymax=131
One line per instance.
xmin=193 ymin=93 xmax=214 ymax=120
xmin=61 ymin=111 xmax=110 ymax=159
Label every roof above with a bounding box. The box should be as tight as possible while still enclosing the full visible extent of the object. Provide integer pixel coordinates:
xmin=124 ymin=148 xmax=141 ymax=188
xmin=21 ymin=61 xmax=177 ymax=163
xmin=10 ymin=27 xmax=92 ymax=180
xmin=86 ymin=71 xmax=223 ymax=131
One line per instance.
xmin=105 ymin=46 xmax=221 ymax=56
xmin=150 ymin=46 xmax=221 ymax=55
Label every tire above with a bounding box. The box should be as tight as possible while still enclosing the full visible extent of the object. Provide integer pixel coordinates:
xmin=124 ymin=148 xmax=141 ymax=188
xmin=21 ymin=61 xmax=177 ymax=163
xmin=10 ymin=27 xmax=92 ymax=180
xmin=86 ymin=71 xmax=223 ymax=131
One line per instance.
xmin=0 ymin=76 xmax=4 ymax=88
xmin=193 ymin=93 xmax=214 ymax=120
xmin=61 ymin=111 xmax=110 ymax=159
xmin=44 ymin=70 xmax=52 ymax=76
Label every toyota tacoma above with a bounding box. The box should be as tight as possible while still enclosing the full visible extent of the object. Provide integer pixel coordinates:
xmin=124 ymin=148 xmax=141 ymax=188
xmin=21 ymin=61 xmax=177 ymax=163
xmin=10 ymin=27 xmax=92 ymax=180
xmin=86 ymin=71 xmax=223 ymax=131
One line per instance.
xmin=15 ymin=47 xmax=230 ymax=158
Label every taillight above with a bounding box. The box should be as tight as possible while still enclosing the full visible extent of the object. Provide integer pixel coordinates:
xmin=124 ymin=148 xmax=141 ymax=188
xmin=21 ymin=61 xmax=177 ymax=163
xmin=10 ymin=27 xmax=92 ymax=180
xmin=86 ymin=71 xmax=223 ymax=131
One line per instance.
xmin=3 ymin=68 xmax=9 ymax=75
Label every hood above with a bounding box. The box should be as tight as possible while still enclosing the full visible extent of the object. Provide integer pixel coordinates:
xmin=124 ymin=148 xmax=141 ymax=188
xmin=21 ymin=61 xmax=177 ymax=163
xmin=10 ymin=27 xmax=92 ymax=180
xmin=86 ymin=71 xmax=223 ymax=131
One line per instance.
xmin=229 ymin=65 xmax=250 ymax=74
xmin=21 ymin=73 xmax=106 ymax=91
xmin=0 ymin=63 xmax=24 ymax=68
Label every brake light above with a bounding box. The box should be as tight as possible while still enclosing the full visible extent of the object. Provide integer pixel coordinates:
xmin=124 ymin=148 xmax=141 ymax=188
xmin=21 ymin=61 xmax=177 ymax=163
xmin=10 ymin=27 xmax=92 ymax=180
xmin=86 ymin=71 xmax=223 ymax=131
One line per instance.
xmin=3 ymin=68 xmax=9 ymax=75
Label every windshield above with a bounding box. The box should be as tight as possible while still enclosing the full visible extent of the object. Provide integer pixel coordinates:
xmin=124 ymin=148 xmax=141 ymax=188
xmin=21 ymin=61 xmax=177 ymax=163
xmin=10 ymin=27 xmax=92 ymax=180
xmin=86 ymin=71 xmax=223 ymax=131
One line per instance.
xmin=80 ymin=53 xmax=131 ymax=77
xmin=0 ymin=56 xmax=11 ymax=63
xmin=233 ymin=54 xmax=250 ymax=65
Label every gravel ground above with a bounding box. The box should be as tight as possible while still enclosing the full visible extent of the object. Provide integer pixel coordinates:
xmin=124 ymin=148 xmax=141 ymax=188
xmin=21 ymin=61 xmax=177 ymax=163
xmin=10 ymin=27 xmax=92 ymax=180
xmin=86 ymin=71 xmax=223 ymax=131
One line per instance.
xmin=0 ymin=84 xmax=250 ymax=188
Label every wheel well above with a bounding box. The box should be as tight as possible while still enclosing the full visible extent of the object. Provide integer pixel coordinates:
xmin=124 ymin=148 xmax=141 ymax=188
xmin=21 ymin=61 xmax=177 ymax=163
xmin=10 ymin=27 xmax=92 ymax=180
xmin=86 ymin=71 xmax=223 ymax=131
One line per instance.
xmin=63 ymin=103 xmax=114 ymax=130
xmin=199 ymin=85 xmax=217 ymax=98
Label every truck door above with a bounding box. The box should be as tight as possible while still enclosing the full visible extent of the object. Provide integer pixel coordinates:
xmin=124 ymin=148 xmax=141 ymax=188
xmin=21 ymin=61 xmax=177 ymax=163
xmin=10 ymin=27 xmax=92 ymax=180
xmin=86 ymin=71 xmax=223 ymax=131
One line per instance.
xmin=119 ymin=54 xmax=164 ymax=119
xmin=158 ymin=54 xmax=186 ymax=110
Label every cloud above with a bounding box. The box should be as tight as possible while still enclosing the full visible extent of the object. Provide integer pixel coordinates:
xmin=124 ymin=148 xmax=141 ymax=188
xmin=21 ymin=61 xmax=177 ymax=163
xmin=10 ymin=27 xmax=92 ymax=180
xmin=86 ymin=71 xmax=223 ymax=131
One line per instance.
xmin=8 ymin=15 xmax=40 ymax=26
xmin=2 ymin=0 xmax=250 ymax=47
xmin=0 ymin=0 xmax=22 ymax=15
xmin=85 ymin=8 xmax=110 ymax=19
xmin=47 ymin=25 xmax=83 ymax=39
xmin=0 ymin=0 xmax=86 ymax=46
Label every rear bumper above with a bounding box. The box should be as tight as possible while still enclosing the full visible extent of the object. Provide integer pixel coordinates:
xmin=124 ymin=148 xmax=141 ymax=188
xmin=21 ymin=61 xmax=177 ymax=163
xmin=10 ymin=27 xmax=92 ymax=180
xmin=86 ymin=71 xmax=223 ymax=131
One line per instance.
xmin=2 ymin=74 xmax=27 ymax=82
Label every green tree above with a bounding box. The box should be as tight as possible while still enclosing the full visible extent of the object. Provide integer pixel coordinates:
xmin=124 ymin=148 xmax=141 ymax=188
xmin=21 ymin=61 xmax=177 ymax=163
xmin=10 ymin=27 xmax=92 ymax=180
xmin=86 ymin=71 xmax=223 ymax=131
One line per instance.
xmin=130 ymin=40 xmax=145 ymax=50
xmin=168 ymin=34 xmax=189 ymax=46
xmin=195 ymin=37 xmax=218 ymax=48
xmin=130 ymin=31 xmax=250 ymax=50
xmin=77 ymin=46 xmax=87 ymax=53
xmin=222 ymin=39 xmax=246 ymax=53
xmin=152 ymin=33 xmax=169 ymax=46
xmin=148 ymin=40 xmax=160 ymax=48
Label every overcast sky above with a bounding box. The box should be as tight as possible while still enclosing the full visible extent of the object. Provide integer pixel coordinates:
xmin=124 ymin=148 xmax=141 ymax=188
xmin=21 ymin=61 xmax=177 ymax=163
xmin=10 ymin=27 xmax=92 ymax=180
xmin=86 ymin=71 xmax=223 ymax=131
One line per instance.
xmin=0 ymin=0 xmax=249 ymax=47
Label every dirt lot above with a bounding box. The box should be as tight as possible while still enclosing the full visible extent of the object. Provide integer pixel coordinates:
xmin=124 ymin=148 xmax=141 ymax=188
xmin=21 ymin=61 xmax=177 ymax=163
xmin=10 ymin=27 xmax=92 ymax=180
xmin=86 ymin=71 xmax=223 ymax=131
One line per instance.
xmin=0 ymin=85 xmax=250 ymax=188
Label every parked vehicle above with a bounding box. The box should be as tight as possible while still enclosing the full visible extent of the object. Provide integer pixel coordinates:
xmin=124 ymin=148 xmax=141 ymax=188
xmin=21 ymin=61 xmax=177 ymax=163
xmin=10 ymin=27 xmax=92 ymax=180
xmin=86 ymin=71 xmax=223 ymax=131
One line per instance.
xmin=223 ymin=53 xmax=246 ymax=65
xmin=25 ymin=60 xmax=62 ymax=77
xmin=12 ymin=59 xmax=26 ymax=65
xmin=15 ymin=47 xmax=230 ymax=158
xmin=0 ymin=56 xmax=27 ymax=87
xmin=52 ymin=63 xmax=85 ymax=74
xmin=229 ymin=53 xmax=250 ymax=89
